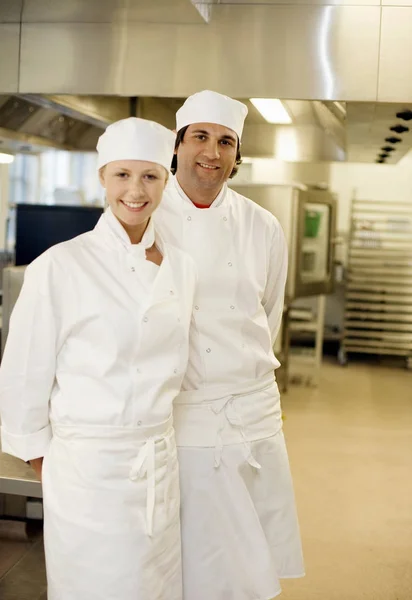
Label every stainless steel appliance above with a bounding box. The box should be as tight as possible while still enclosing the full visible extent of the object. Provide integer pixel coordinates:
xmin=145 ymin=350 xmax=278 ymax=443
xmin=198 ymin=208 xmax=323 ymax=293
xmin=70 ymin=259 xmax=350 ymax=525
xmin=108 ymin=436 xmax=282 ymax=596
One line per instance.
xmin=230 ymin=183 xmax=337 ymax=301
xmin=1 ymin=265 xmax=26 ymax=356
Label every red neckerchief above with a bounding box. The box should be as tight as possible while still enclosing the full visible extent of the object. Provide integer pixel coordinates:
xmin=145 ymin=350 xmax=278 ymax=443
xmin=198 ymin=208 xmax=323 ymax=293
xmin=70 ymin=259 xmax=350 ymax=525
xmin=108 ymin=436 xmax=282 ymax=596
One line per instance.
xmin=192 ymin=201 xmax=210 ymax=209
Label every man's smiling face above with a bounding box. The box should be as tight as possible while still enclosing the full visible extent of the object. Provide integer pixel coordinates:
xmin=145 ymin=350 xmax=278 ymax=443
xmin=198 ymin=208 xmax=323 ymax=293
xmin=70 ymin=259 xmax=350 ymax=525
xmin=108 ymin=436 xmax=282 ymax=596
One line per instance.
xmin=175 ymin=122 xmax=238 ymax=193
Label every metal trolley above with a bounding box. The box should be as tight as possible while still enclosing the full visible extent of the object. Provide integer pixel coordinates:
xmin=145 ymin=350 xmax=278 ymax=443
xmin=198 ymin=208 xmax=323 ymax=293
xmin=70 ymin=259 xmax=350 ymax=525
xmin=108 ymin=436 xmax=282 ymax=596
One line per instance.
xmin=340 ymin=196 xmax=412 ymax=369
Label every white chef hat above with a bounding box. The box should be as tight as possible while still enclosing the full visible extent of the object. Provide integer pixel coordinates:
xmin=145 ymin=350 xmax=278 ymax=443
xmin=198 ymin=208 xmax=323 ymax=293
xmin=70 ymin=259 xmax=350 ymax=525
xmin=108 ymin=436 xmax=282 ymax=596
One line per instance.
xmin=96 ymin=117 xmax=176 ymax=171
xmin=176 ymin=90 xmax=248 ymax=140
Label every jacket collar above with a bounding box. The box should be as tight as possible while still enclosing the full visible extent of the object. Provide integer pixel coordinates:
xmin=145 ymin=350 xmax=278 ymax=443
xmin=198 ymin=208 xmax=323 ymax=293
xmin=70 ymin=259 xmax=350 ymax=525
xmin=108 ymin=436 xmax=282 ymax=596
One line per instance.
xmin=172 ymin=175 xmax=228 ymax=209
xmin=96 ymin=207 xmax=157 ymax=259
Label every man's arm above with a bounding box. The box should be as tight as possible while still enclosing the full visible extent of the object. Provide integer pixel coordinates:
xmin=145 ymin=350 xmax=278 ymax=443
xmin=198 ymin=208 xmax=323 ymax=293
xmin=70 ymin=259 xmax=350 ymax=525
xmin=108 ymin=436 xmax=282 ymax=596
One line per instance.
xmin=262 ymin=220 xmax=288 ymax=344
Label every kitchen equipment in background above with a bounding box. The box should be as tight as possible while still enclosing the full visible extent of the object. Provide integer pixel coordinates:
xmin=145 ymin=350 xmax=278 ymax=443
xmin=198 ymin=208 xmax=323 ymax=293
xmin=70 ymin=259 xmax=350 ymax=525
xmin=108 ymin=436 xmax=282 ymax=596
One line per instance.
xmin=288 ymin=295 xmax=326 ymax=388
xmin=340 ymin=196 xmax=412 ymax=369
xmin=230 ymin=184 xmax=337 ymax=301
xmin=14 ymin=204 xmax=103 ymax=266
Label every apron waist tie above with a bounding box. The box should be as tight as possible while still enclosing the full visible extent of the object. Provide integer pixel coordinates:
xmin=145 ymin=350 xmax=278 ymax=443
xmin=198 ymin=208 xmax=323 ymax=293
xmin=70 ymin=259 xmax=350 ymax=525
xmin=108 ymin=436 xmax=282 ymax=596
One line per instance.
xmin=212 ymin=396 xmax=262 ymax=470
xmin=129 ymin=434 xmax=173 ymax=538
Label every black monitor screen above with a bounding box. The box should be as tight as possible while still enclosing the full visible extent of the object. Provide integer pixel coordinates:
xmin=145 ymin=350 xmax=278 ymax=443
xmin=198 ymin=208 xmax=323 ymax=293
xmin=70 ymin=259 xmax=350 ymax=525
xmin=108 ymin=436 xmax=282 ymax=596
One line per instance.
xmin=15 ymin=204 xmax=103 ymax=266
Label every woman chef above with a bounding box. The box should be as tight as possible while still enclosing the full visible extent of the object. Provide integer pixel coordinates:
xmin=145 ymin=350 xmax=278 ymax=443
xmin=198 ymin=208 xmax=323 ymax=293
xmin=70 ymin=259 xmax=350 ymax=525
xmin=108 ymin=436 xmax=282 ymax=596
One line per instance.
xmin=0 ymin=117 xmax=197 ymax=600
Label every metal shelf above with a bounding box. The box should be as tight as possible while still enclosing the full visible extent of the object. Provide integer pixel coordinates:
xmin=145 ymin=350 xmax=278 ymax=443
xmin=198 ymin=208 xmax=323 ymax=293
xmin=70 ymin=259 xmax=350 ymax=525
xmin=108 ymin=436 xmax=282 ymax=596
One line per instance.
xmin=349 ymin=260 xmax=412 ymax=269
xmin=345 ymin=302 xmax=412 ymax=312
xmin=350 ymin=248 xmax=412 ymax=257
xmin=348 ymin=275 xmax=412 ymax=286
xmin=345 ymin=310 xmax=412 ymax=322
xmin=344 ymin=339 xmax=412 ymax=350
xmin=344 ymin=330 xmax=412 ymax=340
xmin=343 ymin=346 xmax=410 ymax=357
xmin=290 ymin=321 xmax=318 ymax=332
xmin=288 ymin=295 xmax=326 ymax=386
xmin=0 ymin=448 xmax=42 ymax=498
xmin=344 ymin=320 xmax=412 ymax=332
xmin=341 ymin=196 xmax=412 ymax=364
xmin=347 ymin=282 xmax=412 ymax=294
xmin=346 ymin=292 xmax=412 ymax=303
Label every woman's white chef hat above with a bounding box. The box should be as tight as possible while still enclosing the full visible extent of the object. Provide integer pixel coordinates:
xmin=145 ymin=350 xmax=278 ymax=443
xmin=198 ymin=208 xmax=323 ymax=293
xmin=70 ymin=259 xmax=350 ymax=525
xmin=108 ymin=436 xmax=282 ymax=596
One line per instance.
xmin=96 ymin=117 xmax=176 ymax=171
xmin=176 ymin=90 xmax=248 ymax=141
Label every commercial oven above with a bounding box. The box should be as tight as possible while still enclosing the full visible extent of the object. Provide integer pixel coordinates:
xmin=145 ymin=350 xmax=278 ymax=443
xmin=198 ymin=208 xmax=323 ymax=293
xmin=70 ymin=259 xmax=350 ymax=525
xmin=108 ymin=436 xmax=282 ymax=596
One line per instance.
xmin=230 ymin=183 xmax=337 ymax=302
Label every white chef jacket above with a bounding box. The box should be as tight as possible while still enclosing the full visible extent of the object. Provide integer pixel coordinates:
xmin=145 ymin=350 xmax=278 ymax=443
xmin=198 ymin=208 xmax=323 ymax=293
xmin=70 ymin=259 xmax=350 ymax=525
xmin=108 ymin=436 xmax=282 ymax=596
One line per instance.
xmin=154 ymin=175 xmax=288 ymax=397
xmin=0 ymin=207 xmax=197 ymax=462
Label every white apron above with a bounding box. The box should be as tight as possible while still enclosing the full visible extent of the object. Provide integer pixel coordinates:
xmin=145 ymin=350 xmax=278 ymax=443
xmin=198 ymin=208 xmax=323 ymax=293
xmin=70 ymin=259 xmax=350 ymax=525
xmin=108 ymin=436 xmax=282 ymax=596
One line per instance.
xmin=43 ymin=417 xmax=181 ymax=600
xmin=155 ymin=179 xmax=304 ymax=600
xmin=174 ymin=377 xmax=304 ymax=600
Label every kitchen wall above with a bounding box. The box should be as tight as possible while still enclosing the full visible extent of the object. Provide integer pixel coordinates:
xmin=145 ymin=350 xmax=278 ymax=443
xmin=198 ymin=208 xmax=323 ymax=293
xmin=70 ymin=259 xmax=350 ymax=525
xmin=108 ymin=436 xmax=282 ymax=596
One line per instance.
xmin=329 ymin=151 xmax=412 ymax=229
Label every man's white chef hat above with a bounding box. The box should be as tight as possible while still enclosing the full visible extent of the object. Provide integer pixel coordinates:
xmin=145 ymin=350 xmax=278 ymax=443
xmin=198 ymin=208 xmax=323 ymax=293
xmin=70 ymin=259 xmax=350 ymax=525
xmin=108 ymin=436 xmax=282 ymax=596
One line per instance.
xmin=176 ymin=90 xmax=248 ymax=141
xmin=96 ymin=117 xmax=176 ymax=171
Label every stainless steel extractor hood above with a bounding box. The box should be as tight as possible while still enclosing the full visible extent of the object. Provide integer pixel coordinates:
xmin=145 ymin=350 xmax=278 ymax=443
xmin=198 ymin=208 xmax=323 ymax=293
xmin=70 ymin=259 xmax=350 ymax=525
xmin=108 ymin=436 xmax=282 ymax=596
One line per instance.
xmin=1 ymin=93 xmax=412 ymax=166
xmin=0 ymin=94 xmax=131 ymax=153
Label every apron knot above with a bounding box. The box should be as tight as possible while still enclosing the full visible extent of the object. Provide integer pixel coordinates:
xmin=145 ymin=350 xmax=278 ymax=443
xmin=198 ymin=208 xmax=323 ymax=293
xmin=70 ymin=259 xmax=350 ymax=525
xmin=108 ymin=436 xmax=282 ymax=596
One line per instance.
xmin=128 ymin=432 xmax=174 ymax=537
xmin=129 ymin=439 xmax=156 ymax=537
xmin=211 ymin=396 xmax=261 ymax=470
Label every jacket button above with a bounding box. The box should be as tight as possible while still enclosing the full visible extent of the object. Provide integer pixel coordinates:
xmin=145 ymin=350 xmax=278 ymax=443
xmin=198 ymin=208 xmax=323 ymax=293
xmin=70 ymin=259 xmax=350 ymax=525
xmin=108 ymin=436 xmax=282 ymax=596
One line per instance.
xmin=170 ymin=290 xmax=174 ymax=295
xmin=223 ymin=217 xmax=227 ymax=221
xmin=137 ymin=421 xmax=142 ymax=426
xmin=131 ymin=267 xmax=136 ymax=272
xmin=230 ymin=305 xmax=235 ymax=310
xmin=143 ymin=316 xmax=148 ymax=323
xmin=206 ymin=348 xmax=211 ymax=353
xmin=187 ymin=216 xmax=192 ymax=221
xmin=174 ymin=369 xmax=178 ymax=374
xmin=195 ymin=305 xmax=199 ymax=310
xmin=228 ymin=262 xmax=232 ymax=267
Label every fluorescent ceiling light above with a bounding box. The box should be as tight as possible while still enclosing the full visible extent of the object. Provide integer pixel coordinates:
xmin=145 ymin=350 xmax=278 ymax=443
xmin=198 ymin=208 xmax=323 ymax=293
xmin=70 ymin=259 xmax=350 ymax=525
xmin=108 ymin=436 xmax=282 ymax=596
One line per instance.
xmin=250 ymin=99 xmax=292 ymax=125
xmin=0 ymin=152 xmax=15 ymax=164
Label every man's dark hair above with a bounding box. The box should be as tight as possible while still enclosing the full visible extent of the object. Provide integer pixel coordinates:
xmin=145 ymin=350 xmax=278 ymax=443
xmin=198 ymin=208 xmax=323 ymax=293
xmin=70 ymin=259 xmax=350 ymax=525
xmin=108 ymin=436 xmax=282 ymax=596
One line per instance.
xmin=170 ymin=125 xmax=242 ymax=178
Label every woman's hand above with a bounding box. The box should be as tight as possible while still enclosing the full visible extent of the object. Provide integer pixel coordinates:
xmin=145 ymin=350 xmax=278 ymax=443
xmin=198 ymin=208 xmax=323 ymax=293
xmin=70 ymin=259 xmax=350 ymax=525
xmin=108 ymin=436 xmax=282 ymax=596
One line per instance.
xmin=29 ymin=457 xmax=44 ymax=481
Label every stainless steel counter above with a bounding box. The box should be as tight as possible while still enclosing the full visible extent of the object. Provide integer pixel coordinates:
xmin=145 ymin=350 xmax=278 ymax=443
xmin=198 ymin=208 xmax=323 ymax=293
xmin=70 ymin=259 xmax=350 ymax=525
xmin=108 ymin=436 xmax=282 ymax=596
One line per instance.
xmin=0 ymin=446 xmax=42 ymax=498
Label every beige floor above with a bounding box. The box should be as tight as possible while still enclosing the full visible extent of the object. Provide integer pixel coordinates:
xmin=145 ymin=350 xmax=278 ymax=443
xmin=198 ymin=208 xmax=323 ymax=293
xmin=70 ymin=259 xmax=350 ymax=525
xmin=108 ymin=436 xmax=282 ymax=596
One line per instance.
xmin=280 ymin=359 xmax=412 ymax=600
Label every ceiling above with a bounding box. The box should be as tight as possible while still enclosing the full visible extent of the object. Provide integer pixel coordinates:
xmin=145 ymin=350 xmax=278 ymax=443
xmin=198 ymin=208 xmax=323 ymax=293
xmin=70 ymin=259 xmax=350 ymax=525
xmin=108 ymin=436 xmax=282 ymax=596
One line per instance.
xmin=0 ymin=95 xmax=130 ymax=153
xmin=346 ymin=103 xmax=412 ymax=164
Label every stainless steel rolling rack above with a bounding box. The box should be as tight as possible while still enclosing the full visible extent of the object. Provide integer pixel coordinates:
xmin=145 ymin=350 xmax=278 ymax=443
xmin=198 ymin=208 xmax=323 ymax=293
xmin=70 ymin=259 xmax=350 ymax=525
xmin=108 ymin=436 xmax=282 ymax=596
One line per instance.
xmin=339 ymin=196 xmax=412 ymax=368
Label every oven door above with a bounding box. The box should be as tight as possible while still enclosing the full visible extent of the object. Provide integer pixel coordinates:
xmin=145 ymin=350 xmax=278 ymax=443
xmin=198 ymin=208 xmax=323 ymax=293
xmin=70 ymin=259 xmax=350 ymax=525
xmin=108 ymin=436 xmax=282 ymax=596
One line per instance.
xmin=293 ymin=190 xmax=337 ymax=298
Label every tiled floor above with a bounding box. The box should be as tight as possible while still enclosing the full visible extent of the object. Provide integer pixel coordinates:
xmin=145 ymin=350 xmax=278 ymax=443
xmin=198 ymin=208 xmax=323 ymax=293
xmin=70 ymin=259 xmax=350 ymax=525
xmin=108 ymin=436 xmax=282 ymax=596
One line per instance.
xmin=1 ymin=360 xmax=411 ymax=599
xmin=0 ymin=521 xmax=46 ymax=599
xmin=281 ymin=359 xmax=412 ymax=600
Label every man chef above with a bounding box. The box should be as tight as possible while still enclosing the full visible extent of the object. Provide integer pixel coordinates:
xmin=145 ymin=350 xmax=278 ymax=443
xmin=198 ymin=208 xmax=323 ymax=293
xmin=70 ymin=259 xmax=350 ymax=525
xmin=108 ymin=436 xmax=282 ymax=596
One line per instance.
xmin=154 ymin=90 xmax=305 ymax=600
